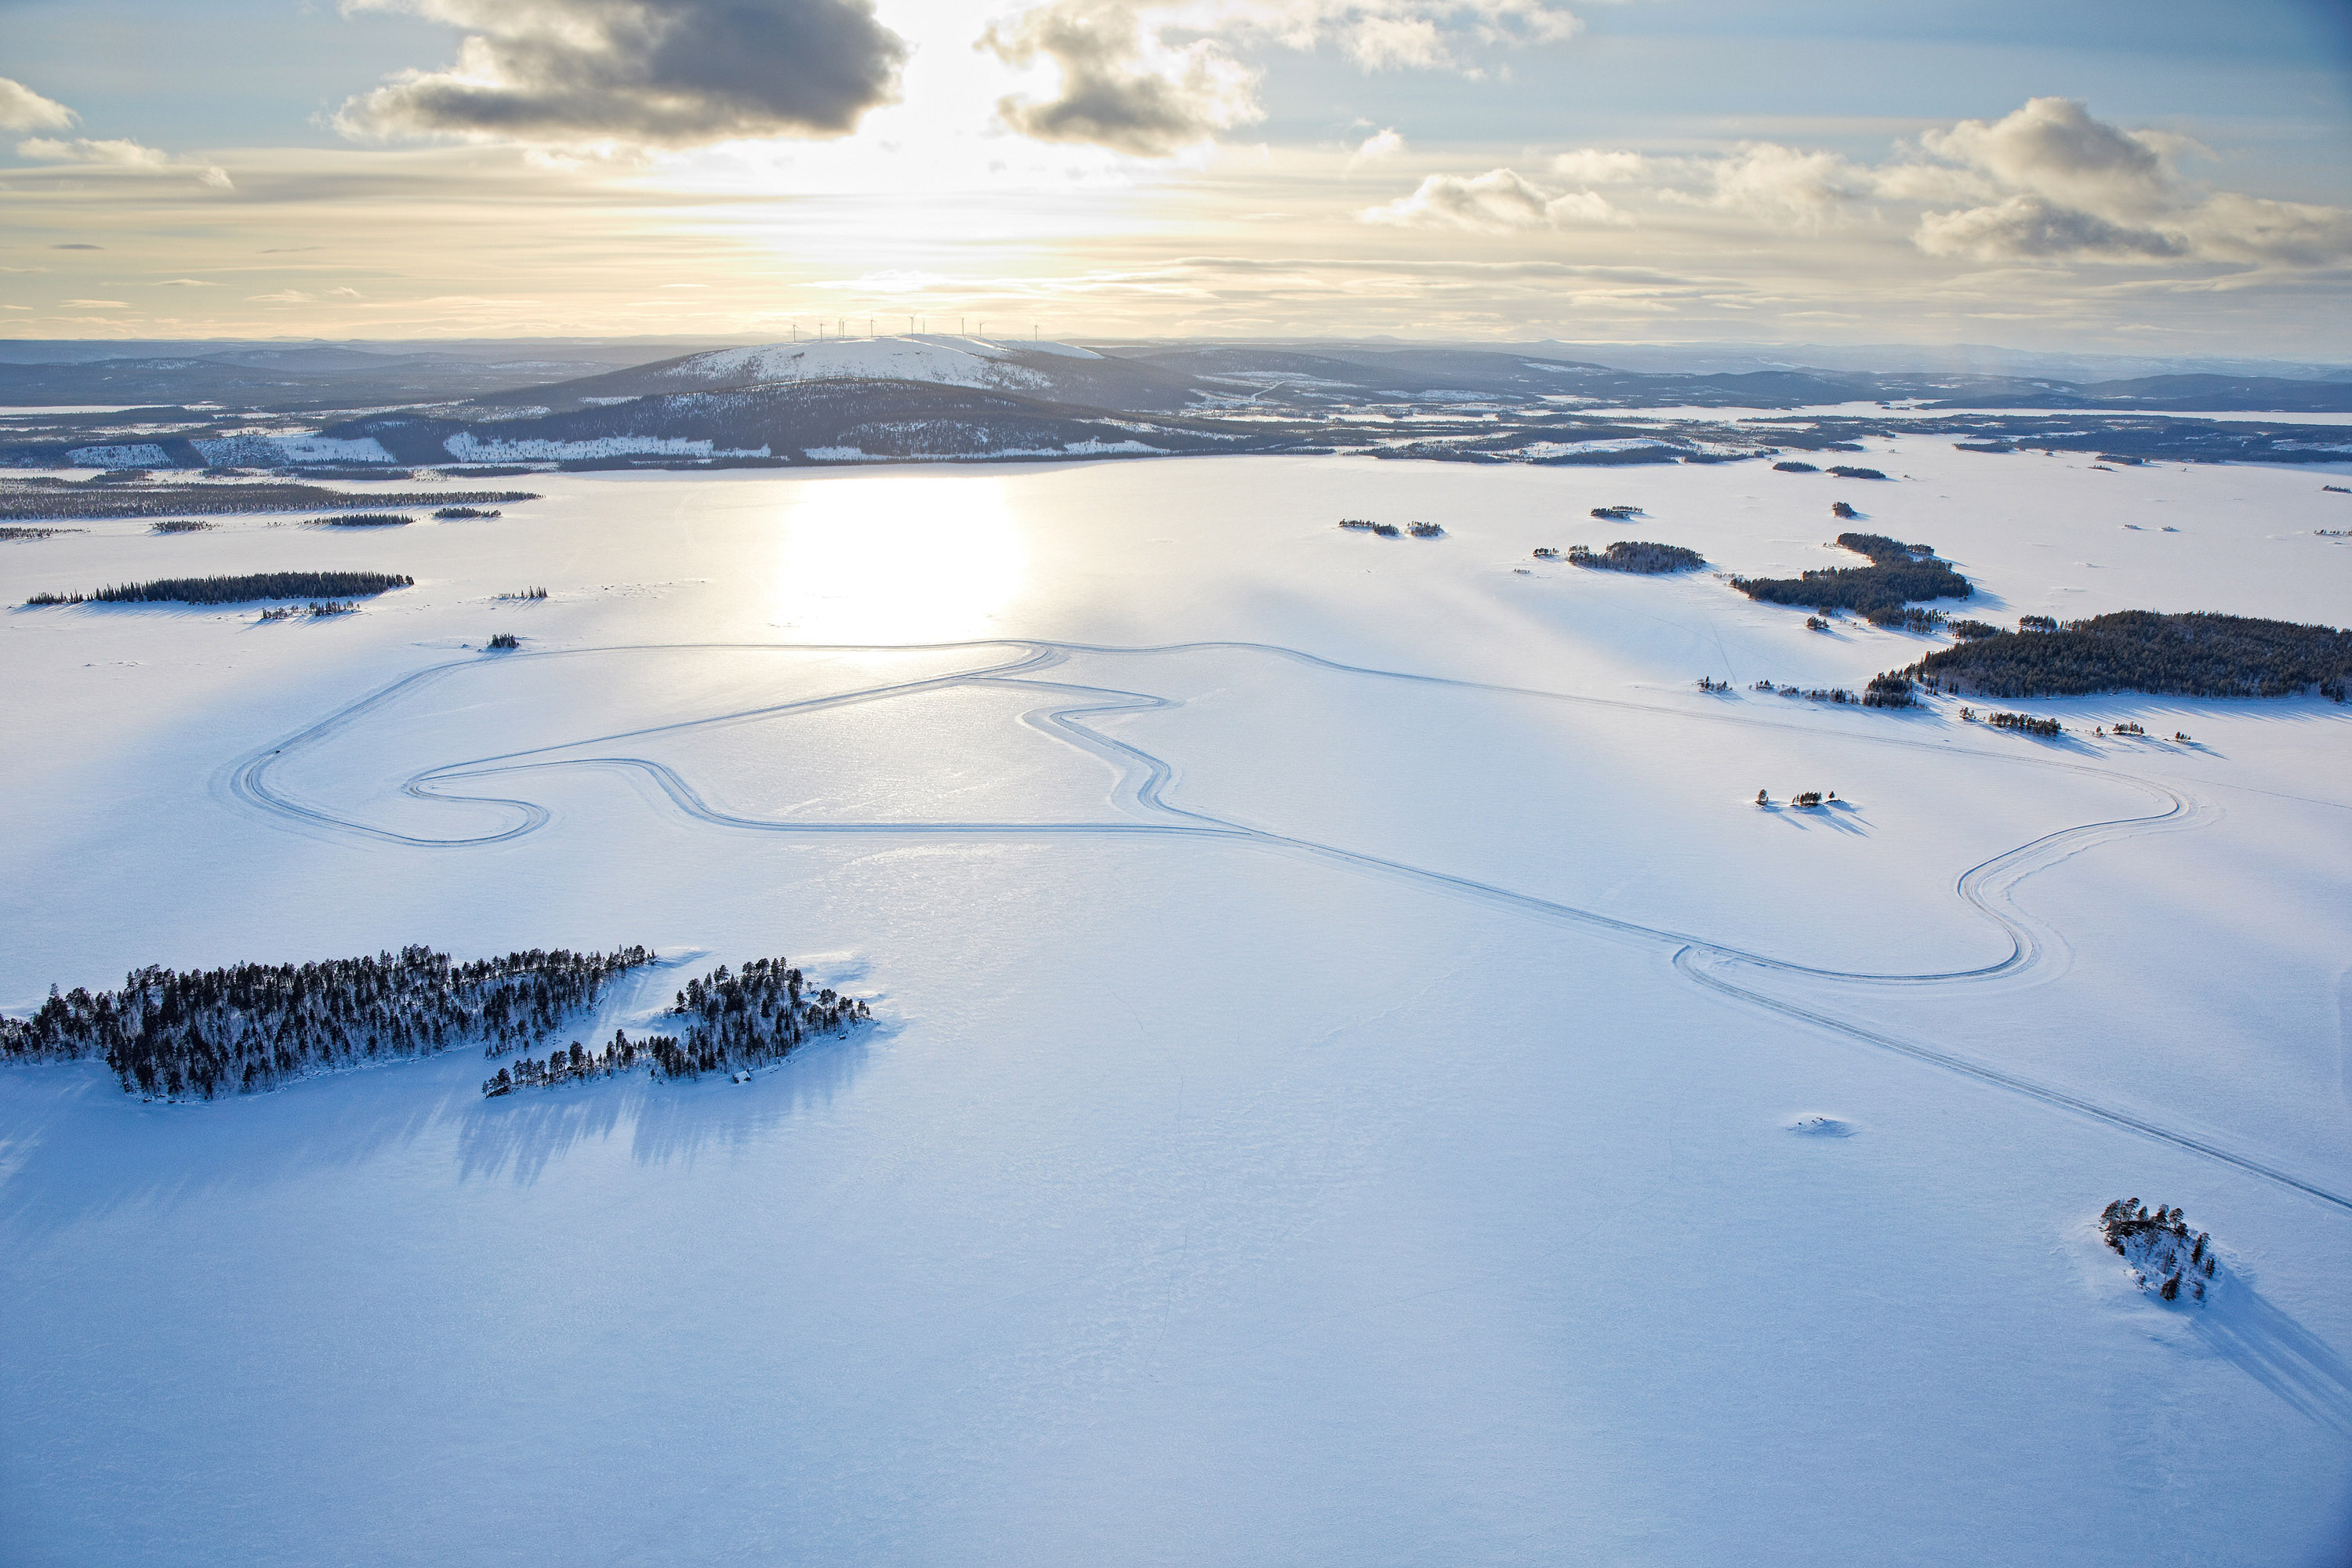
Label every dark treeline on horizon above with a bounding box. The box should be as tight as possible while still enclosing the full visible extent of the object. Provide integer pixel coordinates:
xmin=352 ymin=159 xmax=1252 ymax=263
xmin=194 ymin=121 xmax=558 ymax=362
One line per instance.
xmin=1912 ymin=610 xmax=2352 ymax=699
xmin=27 ymin=571 xmax=414 ymax=606
xmin=1733 ymin=532 xmax=1972 ymax=618
xmin=2 ymin=946 xmax=655 ymax=1099
xmin=0 ymin=479 xmax=537 ymax=523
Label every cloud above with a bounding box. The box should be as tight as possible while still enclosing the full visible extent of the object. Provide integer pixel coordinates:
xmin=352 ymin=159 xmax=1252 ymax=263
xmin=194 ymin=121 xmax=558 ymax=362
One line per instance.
xmin=0 ymin=77 xmax=76 ymax=133
xmin=1914 ymin=194 xmax=2183 ymax=260
xmin=16 ymin=136 xmax=234 ymax=187
xmin=248 ymin=287 xmax=365 ymax=303
xmin=1705 ymin=143 xmax=1871 ymax=227
xmin=985 ymin=2 xmax=1581 ymax=154
xmin=51 ymin=243 xmax=103 ymax=250
xmin=1542 ymin=100 xmax=2349 ymax=270
xmin=982 ymin=2 xmax=1261 ymax=155
xmin=1903 ymin=100 xmax=2348 ymax=266
xmin=62 ymin=299 xmax=129 ymax=307
xmin=340 ymin=0 xmax=909 ymax=147
xmin=1549 ymin=148 xmax=1645 ymax=185
xmin=1349 ymin=126 xmax=1404 ymax=165
xmin=1360 ymin=166 xmax=1627 ymax=230
xmin=156 ymin=278 xmax=219 ymax=287
xmin=1919 ymin=96 xmax=2176 ymax=216
xmin=19 ymin=136 xmax=169 ymax=167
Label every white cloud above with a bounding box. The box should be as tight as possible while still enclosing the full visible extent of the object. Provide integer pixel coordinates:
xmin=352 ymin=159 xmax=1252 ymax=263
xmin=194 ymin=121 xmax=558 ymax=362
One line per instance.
xmin=16 ymin=136 xmax=233 ymax=188
xmin=249 ymin=287 xmax=365 ymax=303
xmin=1361 ymin=165 xmax=1627 ymax=230
xmin=1351 ymin=126 xmax=1405 ymax=165
xmin=1549 ymin=148 xmax=1645 ymax=185
xmin=19 ymin=136 xmax=169 ymax=167
xmin=1548 ymin=100 xmax=2349 ymax=270
xmin=0 ymin=77 xmax=76 ymax=132
xmin=1706 ymin=143 xmax=1871 ymax=227
xmin=985 ymin=2 xmax=1581 ymax=154
xmin=62 ymin=298 xmax=130 ymax=307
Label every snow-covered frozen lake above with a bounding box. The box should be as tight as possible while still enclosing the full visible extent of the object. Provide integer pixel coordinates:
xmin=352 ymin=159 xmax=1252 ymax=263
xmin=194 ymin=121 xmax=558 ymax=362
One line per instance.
xmin=4 ymin=439 xmax=2350 ymax=1564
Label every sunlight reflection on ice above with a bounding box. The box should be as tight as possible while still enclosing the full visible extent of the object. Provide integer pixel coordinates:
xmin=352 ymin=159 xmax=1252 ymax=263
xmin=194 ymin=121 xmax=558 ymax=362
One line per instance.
xmin=771 ymin=474 xmax=1025 ymax=641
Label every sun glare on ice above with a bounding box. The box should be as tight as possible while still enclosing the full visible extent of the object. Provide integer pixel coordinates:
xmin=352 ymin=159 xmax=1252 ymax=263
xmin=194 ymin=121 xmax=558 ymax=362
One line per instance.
xmin=771 ymin=476 xmax=1027 ymax=641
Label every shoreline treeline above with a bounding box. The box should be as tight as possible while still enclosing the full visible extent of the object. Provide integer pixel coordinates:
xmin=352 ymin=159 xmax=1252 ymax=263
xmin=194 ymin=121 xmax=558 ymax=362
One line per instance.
xmin=1911 ymin=610 xmax=2351 ymax=699
xmin=27 ymin=571 xmax=414 ymax=606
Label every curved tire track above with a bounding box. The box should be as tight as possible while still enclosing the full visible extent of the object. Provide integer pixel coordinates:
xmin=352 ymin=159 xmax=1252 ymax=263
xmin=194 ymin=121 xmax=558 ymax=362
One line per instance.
xmin=222 ymin=637 xmax=2348 ymax=1212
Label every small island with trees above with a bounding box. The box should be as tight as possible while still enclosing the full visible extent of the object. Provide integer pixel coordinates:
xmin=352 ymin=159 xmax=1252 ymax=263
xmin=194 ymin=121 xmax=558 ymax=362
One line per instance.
xmin=26 ymin=571 xmax=415 ymax=607
xmin=2100 ymin=1198 xmax=2215 ymax=1303
xmin=482 ymin=956 xmax=871 ymax=1094
xmin=1570 ymin=540 xmax=1705 ymax=573
xmin=1 ymin=946 xmax=657 ymax=1100
xmin=1732 ymin=532 xmax=1972 ymax=622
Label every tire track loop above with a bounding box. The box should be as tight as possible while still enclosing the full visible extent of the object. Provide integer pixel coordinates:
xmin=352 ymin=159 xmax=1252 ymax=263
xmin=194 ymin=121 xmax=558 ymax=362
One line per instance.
xmin=223 ymin=638 xmax=2350 ymax=1212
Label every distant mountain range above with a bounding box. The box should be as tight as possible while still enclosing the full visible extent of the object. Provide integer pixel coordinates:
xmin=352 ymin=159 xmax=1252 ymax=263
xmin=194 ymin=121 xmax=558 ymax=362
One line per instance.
xmin=5 ymin=334 xmax=2351 ymax=473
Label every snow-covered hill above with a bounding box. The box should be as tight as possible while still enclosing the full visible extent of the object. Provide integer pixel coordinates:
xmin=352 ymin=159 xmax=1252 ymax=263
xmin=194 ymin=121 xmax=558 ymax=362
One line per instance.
xmin=464 ymin=334 xmax=1205 ymax=417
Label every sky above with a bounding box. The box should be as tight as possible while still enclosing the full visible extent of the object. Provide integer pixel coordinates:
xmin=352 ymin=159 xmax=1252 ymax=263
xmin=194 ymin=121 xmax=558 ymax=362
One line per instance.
xmin=2 ymin=0 xmax=2348 ymax=352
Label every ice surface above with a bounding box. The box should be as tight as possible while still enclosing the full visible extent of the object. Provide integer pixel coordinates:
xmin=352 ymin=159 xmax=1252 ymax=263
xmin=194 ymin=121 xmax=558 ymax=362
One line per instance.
xmin=2 ymin=438 xmax=2350 ymax=1565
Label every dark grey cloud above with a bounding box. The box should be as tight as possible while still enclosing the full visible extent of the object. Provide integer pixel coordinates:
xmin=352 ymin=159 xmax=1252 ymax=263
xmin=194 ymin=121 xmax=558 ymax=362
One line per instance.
xmin=982 ymin=2 xmax=1258 ymax=157
xmin=1915 ymin=194 xmax=2184 ymax=261
xmin=341 ymin=0 xmax=908 ymax=147
xmin=52 ymin=242 xmax=103 ymax=249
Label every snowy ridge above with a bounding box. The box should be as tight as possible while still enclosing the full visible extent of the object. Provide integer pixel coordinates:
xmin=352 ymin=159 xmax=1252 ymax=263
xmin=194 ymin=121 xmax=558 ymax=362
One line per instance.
xmin=443 ymin=433 xmax=770 ymax=462
xmin=656 ymin=335 xmax=1099 ymax=394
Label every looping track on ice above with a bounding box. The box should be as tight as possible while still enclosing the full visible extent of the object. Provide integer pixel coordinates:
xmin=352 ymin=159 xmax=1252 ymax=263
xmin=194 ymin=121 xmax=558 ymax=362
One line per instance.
xmin=226 ymin=637 xmax=2350 ymax=1214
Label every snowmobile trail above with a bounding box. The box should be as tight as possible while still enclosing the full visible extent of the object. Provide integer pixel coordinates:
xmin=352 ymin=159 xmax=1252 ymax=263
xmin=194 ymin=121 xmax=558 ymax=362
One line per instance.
xmin=220 ymin=637 xmax=2348 ymax=1213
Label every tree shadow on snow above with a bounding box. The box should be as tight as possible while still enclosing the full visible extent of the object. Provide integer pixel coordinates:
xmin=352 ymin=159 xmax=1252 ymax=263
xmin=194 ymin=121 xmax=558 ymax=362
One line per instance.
xmin=2195 ymin=1274 xmax=2352 ymax=1438
xmin=454 ymin=1030 xmax=876 ymax=1185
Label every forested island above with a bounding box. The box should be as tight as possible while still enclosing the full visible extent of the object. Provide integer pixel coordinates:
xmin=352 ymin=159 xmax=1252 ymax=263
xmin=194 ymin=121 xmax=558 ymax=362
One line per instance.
xmin=1912 ymin=611 xmax=2351 ymax=699
xmin=1 ymin=946 xmax=655 ymax=1099
xmin=483 ymin=956 xmax=871 ymax=1095
xmin=26 ymin=571 xmax=414 ymax=606
xmin=0 ymin=477 xmax=536 ymax=523
xmin=1570 ymin=540 xmax=1705 ymax=573
xmin=1733 ymin=532 xmax=1972 ymax=620
xmin=2100 ymin=1198 xmax=2215 ymax=1303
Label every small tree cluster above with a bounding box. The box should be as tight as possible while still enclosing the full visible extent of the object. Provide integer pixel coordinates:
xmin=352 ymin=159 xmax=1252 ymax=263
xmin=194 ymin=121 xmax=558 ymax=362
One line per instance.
xmin=306 ymin=514 xmax=412 ymax=528
xmin=487 ymin=632 xmax=521 ymax=649
xmin=1 ymin=525 xmax=85 ymax=541
xmin=1986 ymin=710 xmax=2063 ymax=736
xmin=481 ymin=956 xmax=873 ymax=1096
xmin=1590 ymin=505 xmax=1641 ymax=520
xmin=258 ymin=601 xmax=358 ymax=621
xmin=433 ymin=506 xmax=502 ymax=520
xmin=2 ymin=946 xmax=655 ymax=1100
xmin=1772 ymin=461 xmax=1819 ymax=473
xmin=1862 ymin=673 xmax=1915 ymax=708
xmin=2100 ymin=1198 xmax=2214 ymax=1303
xmin=149 ymin=519 xmax=215 ymax=534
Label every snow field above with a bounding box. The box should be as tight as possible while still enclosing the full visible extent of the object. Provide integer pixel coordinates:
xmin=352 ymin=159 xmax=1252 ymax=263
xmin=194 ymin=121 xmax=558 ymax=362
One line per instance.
xmin=2 ymin=445 xmax=2350 ymax=1564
